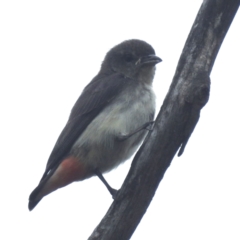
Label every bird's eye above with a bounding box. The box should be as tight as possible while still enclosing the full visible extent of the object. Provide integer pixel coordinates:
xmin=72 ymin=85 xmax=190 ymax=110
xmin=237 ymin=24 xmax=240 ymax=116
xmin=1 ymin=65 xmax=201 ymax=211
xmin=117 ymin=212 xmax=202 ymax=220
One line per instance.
xmin=124 ymin=53 xmax=134 ymax=62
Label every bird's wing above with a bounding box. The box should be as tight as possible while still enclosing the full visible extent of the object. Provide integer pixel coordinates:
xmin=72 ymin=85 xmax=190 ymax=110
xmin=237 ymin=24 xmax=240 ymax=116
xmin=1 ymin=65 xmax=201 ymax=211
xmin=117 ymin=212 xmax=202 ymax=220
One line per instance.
xmin=29 ymin=73 xmax=132 ymax=202
xmin=42 ymin=73 xmax=131 ymax=181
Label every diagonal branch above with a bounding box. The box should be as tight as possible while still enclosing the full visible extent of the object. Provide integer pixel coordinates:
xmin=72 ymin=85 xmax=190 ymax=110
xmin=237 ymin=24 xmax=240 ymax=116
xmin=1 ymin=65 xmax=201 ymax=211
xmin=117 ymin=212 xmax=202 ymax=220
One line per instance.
xmin=88 ymin=1 xmax=240 ymax=239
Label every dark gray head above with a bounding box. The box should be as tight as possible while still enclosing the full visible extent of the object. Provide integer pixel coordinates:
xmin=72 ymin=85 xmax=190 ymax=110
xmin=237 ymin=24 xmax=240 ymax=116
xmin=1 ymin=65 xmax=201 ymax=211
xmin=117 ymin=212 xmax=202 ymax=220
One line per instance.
xmin=100 ymin=39 xmax=162 ymax=84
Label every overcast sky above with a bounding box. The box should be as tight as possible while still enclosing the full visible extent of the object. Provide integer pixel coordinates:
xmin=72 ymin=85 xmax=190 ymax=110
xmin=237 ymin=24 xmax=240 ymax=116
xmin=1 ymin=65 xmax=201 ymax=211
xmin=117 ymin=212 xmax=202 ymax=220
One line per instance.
xmin=1 ymin=1 xmax=240 ymax=239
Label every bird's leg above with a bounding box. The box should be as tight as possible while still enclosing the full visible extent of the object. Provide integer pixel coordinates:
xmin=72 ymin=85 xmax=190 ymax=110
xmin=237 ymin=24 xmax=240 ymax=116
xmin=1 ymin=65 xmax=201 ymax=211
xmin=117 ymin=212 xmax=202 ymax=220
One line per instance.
xmin=118 ymin=121 xmax=155 ymax=141
xmin=94 ymin=169 xmax=118 ymax=199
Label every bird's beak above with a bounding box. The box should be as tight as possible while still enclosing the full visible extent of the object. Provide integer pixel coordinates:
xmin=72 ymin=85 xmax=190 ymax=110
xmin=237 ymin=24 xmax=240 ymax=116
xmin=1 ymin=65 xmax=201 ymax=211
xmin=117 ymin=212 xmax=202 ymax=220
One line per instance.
xmin=136 ymin=54 xmax=162 ymax=66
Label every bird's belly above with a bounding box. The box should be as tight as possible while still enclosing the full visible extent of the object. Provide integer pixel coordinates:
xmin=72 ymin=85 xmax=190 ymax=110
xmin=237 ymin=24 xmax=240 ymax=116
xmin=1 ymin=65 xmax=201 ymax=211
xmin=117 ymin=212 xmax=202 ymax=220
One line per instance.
xmin=71 ymin=85 xmax=155 ymax=173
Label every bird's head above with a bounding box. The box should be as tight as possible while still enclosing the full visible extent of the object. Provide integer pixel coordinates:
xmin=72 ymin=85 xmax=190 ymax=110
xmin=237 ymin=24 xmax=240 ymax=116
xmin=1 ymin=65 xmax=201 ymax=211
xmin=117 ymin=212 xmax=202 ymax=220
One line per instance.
xmin=100 ymin=39 xmax=162 ymax=84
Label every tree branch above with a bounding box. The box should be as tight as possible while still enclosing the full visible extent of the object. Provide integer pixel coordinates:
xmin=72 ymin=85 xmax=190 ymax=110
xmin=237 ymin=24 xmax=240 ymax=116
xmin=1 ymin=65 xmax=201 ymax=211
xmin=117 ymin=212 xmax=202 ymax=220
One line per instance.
xmin=88 ymin=1 xmax=240 ymax=239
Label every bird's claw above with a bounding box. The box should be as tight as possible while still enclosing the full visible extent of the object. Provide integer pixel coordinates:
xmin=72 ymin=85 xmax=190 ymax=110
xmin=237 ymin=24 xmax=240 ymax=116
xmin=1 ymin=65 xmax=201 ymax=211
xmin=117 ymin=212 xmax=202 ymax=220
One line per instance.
xmin=110 ymin=189 xmax=119 ymax=200
xmin=144 ymin=121 xmax=155 ymax=131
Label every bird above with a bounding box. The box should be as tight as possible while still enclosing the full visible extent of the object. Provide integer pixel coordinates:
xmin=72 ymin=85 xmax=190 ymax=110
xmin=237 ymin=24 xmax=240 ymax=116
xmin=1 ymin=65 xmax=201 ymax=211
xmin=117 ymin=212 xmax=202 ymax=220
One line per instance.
xmin=28 ymin=39 xmax=162 ymax=211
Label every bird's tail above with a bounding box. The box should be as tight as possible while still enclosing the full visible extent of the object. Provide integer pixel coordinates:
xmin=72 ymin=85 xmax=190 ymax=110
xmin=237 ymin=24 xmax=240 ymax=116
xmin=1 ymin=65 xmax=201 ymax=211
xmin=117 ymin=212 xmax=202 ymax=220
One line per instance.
xmin=28 ymin=172 xmax=54 ymax=211
xmin=28 ymin=156 xmax=90 ymax=211
xmin=28 ymin=198 xmax=41 ymax=211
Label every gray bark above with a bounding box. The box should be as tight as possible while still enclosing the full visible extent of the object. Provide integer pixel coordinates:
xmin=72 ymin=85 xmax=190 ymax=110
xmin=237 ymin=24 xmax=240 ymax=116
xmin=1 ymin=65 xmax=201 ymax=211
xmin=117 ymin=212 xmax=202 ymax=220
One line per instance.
xmin=88 ymin=0 xmax=240 ymax=239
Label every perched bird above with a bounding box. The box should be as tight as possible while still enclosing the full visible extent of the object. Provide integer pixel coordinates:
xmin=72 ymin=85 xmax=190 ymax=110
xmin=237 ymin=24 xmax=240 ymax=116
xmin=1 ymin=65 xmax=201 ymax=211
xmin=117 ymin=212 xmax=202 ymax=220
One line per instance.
xmin=28 ymin=39 xmax=162 ymax=211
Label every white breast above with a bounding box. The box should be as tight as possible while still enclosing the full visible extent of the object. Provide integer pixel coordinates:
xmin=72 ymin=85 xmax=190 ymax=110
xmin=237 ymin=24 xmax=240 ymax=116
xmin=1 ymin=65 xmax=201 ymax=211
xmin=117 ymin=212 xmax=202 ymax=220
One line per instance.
xmin=71 ymin=82 xmax=156 ymax=173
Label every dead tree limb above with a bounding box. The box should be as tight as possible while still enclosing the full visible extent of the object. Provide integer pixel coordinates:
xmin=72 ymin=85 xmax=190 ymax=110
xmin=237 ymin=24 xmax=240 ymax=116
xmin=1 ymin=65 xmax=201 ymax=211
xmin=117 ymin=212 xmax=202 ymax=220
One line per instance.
xmin=88 ymin=0 xmax=240 ymax=239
